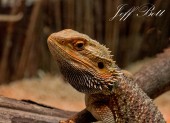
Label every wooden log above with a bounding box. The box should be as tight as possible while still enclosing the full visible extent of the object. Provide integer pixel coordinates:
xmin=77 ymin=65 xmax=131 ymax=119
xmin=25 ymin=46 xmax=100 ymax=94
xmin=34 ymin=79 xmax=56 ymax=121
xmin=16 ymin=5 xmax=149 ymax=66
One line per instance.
xmin=134 ymin=48 xmax=170 ymax=99
xmin=0 ymin=96 xmax=75 ymax=123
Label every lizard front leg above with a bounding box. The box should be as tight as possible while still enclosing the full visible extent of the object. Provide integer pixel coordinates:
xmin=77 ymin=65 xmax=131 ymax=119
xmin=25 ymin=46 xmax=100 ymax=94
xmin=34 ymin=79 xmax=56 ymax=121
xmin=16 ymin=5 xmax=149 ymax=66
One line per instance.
xmin=87 ymin=103 xmax=116 ymax=123
xmin=59 ymin=109 xmax=97 ymax=123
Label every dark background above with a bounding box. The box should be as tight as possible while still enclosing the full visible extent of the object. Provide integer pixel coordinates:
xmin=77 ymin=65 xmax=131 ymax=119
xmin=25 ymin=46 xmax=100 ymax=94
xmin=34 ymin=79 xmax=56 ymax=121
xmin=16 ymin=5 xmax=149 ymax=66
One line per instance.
xmin=0 ymin=0 xmax=169 ymax=83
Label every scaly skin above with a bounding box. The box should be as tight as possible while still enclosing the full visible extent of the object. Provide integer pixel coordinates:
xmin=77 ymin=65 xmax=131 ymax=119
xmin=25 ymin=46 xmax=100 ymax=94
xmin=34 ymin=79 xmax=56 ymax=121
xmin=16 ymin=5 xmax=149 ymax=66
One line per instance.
xmin=47 ymin=29 xmax=166 ymax=123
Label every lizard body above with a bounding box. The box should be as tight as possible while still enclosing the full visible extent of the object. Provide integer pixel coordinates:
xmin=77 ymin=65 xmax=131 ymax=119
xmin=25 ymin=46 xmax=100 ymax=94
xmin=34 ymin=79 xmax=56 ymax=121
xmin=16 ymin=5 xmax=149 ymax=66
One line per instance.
xmin=47 ymin=29 xmax=165 ymax=123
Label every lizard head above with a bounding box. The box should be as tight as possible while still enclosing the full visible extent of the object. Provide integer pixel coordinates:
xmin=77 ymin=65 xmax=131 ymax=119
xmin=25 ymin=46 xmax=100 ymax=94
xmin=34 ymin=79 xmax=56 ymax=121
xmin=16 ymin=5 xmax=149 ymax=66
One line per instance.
xmin=47 ymin=29 xmax=122 ymax=94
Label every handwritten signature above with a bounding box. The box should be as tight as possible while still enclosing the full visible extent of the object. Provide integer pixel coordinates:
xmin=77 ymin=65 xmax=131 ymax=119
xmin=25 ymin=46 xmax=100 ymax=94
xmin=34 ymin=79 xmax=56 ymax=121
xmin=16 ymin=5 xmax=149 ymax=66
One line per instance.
xmin=109 ymin=4 xmax=165 ymax=21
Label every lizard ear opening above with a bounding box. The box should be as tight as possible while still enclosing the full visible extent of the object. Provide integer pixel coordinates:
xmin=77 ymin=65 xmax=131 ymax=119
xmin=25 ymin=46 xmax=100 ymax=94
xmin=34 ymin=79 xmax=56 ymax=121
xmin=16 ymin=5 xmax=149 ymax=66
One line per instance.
xmin=98 ymin=62 xmax=104 ymax=69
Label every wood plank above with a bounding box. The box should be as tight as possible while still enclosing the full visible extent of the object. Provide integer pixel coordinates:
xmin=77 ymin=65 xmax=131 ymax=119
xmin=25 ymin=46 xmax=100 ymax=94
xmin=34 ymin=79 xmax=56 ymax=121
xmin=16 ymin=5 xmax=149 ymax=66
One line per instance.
xmin=16 ymin=0 xmax=44 ymax=79
xmin=83 ymin=0 xmax=94 ymax=38
xmin=94 ymin=0 xmax=104 ymax=43
xmin=75 ymin=0 xmax=84 ymax=32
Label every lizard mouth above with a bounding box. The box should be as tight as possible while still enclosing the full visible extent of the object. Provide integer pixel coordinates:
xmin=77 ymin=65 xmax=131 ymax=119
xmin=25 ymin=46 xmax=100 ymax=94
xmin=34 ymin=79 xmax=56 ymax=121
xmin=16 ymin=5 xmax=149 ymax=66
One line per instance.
xmin=47 ymin=38 xmax=69 ymax=63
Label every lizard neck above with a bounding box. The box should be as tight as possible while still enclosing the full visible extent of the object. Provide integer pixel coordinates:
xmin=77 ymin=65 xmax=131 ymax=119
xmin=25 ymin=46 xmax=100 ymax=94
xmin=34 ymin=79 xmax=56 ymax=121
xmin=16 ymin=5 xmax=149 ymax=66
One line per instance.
xmin=85 ymin=74 xmax=165 ymax=122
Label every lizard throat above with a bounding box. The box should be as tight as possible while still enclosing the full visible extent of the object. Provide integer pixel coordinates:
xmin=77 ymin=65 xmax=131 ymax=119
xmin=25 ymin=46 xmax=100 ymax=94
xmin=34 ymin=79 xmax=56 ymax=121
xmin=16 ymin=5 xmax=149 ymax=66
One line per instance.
xmin=59 ymin=60 xmax=122 ymax=94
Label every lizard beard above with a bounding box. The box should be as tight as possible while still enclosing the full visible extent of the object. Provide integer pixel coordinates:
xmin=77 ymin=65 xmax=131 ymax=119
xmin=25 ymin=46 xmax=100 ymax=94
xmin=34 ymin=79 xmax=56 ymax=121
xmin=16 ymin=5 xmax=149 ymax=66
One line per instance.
xmin=59 ymin=61 xmax=108 ymax=94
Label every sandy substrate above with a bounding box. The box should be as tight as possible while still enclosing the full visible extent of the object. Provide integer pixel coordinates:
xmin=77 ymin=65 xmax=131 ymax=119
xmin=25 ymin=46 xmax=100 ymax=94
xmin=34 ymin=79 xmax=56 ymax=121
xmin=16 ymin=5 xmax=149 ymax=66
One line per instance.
xmin=0 ymin=74 xmax=169 ymax=122
xmin=0 ymin=75 xmax=85 ymax=111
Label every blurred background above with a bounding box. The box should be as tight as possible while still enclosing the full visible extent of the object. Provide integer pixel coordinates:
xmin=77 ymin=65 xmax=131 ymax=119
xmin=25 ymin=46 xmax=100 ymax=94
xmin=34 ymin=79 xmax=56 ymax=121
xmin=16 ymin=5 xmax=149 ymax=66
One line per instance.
xmin=0 ymin=0 xmax=169 ymax=122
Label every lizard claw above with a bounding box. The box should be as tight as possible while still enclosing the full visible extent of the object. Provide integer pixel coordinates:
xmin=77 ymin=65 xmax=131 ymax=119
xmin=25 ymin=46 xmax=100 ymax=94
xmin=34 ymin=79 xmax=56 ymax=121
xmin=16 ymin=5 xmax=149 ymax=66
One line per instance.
xmin=59 ymin=120 xmax=75 ymax=123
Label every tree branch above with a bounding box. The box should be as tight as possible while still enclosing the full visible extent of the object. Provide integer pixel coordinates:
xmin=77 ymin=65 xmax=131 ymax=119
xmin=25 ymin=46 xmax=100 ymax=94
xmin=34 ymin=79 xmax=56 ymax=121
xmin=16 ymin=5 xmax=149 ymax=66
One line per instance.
xmin=135 ymin=48 xmax=170 ymax=99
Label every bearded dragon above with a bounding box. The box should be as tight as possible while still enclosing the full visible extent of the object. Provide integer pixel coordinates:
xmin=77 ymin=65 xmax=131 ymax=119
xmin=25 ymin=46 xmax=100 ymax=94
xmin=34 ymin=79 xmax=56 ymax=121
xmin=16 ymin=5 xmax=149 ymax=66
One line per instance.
xmin=47 ymin=29 xmax=165 ymax=123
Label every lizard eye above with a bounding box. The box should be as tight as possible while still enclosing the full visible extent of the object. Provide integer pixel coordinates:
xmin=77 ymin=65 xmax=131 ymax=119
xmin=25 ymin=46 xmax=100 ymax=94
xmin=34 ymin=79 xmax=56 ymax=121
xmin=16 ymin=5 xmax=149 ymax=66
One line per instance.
xmin=98 ymin=62 xmax=104 ymax=69
xmin=74 ymin=41 xmax=85 ymax=51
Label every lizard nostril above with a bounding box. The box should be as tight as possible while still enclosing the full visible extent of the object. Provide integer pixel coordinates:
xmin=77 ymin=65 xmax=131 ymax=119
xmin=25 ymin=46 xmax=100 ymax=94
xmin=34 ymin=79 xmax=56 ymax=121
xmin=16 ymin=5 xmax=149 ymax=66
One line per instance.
xmin=98 ymin=62 xmax=104 ymax=69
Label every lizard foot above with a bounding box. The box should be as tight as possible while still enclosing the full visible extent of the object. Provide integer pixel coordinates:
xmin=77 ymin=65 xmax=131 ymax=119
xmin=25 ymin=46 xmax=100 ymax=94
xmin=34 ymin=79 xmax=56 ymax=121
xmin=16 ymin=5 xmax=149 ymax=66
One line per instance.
xmin=59 ymin=120 xmax=75 ymax=123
